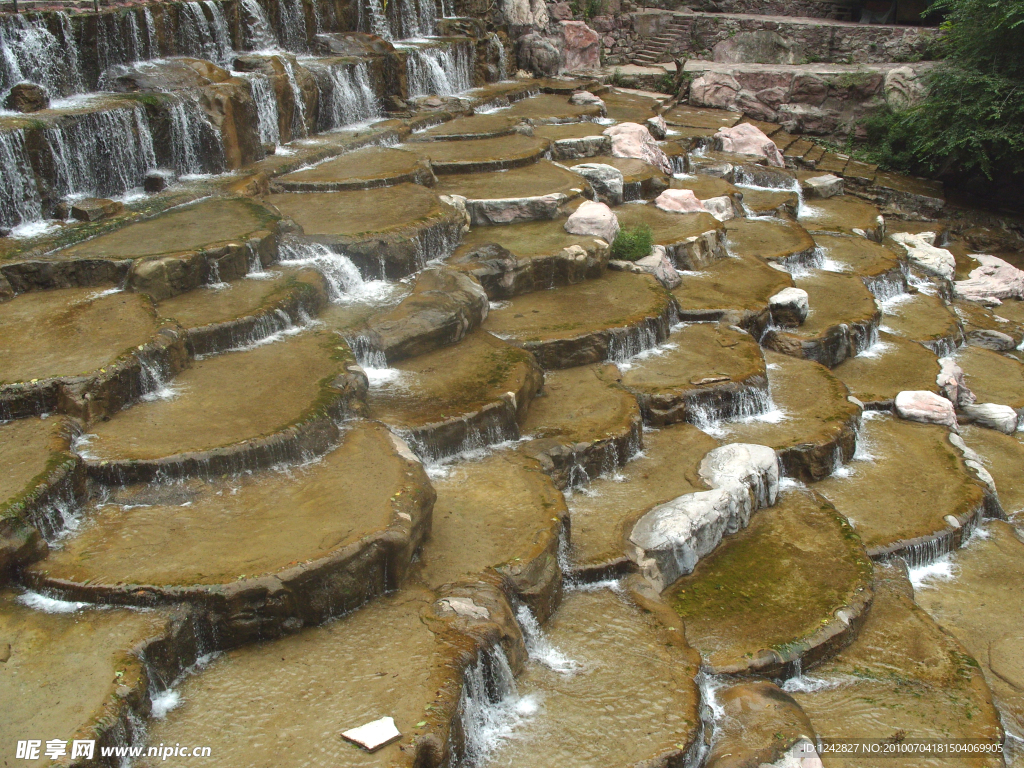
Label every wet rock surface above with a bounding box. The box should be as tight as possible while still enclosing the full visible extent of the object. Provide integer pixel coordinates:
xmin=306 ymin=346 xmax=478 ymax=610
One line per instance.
xmin=2 ymin=77 xmax=1020 ymax=768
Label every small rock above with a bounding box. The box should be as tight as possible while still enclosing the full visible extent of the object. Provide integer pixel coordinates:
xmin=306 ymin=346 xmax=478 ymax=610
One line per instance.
xmin=144 ymin=169 xmax=176 ymax=193
xmin=569 ymin=90 xmax=605 ymax=109
xmin=894 ymin=390 xmax=958 ymax=431
xmin=4 ymin=82 xmax=49 ymax=112
xmin=564 ymin=200 xmax=619 ymax=243
xmin=341 ymin=716 xmax=402 ymax=752
xmin=801 ymin=173 xmax=844 ymax=199
xmin=634 ymin=245 xmax=681 ymax=289
xmin=654 ymin=188 xmax=706 ymax=214
xmin=959 ymin=403 xmax=1020 ymax=434
xmin=437 ymin=597 xmax=490 ymax=620
xmin=570 ymin=163 xmax=624 ymax=205
xmin=645 ymin=114 xmax=667 ymax=140
xmin=936 ymin=357 xmax=976 ymax=408
xmin=603 ymin=122 xmax=672 ymax=174
xmin=423 ymin=96 xmax=444 ymax=108
xmin=769 ymin=287 xmax=809 ymax=326
xmin=549 ymin=0 xmax=573 ymax=19
xmin=70 ymin=198 xmax=125 ymax=222
xmin=967 ymin=328 xmax=1017 ymax=352
xmin=890 ymin=232 xmax=956 ymax=281
xmin=954 ymin=254 xmax=1024 ymax=303
xmin=702 ymin=195 xmax=735 ymax=222
xmin=713 ymin=123 xmax=784 ymax=168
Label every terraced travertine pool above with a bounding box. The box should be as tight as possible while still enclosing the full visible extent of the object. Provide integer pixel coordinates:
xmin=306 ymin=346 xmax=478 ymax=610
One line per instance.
xmin=3 ymin=81 xmax=1024 ymax=768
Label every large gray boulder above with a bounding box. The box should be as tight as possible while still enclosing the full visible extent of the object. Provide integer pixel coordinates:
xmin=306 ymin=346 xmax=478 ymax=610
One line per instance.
xmin=569 ymin=163 xmax=624 ymax=205
xmin=629 ymin=444 xmax=779 ymax=591
xmin=517 ymin=32 xmax=561 ymax=77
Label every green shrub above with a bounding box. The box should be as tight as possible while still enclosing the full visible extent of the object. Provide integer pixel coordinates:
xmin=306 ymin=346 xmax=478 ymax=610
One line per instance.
xmin=861 ymin=0 xmax=1024 ymax=181
xmin=611 ymin=224 xmax=654 ymax=262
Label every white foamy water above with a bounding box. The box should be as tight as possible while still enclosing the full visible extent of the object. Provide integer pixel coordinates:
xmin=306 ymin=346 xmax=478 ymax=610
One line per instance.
xmin=516 ymin=604 xmax=578 ymax=674
xmin=909 ymin=554 xmax=957 ymax=590
xmin=150 ymin=689 xmax=182 ymax=719
xmin=17 ymin=590 xmax=88 ymax=613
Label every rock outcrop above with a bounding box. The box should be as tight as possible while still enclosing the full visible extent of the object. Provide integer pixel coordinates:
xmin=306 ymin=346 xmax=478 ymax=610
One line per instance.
xmin=955 ymin=255 xmax=1024 ymax=303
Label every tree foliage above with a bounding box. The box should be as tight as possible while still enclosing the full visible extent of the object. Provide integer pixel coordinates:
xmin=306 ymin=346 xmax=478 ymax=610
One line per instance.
xmin=866 ymin=0 xmax=1024 ymax=180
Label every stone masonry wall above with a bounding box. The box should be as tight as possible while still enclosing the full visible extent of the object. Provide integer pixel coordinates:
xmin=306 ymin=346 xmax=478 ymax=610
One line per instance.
xmin=594 ymin=9 xmax=938 ymax=66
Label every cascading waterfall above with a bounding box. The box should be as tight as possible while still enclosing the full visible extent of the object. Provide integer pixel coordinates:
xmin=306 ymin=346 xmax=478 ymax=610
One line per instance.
xmin=0 ymin=128 xmax=43 ymax=231
xmin=44 ymin=103 xmax=157 ymax=204
xmin=244 ymin=72 xmax=281 ymax=146
xmin=488 ymin=33 xmax=508 ymax=81
xmin=457 ymin=647 xmax=531 ymax=767
xmin=278 ymin=239 xmax=370 ymax=301
xmin=406 ymin=43 xmax=474 ymax=97
xmin=280 ymin=56 xmax=309 ymax=138
xmin=240 ymin=0 xmax=279 ymax=51
xmin=167 ymin=95 xmax=225 ymax=176
xmin=399 ymin=0 xmax=422 ymax=40
xmin=278 ymin=0 xmax=309 ymax=52
xmin=178 ymin=1 xmax=233 ymax=67
xmin=359 ymin=0 xmax=393 ymax=41
xmin=418 ymin=0 xmax=438 ymax=37
xmin=311 ymin=61 xmax=382 ymax=131
xmin=94 ymin=8 xmax=154 ymax=78
xmin=0 ymin=12 xmax=84 ymax=97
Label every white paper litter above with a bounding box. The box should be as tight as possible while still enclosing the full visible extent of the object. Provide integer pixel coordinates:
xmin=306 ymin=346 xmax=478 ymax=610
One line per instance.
xmin=341 ymin=716 xmax=402 ymax=752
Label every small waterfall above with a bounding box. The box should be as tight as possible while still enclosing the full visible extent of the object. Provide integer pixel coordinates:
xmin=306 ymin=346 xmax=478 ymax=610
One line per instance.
xmin=457 ymin=646 xmax=533 ymax=767
xmin=312 ymin=62 xmax=382 ymax=131
xmin=515 ymin=604 xmax=577 ymax=673
xmin=240 ymin=0 xmax=279 ymax=50
xmin=44 ymin=103 xmax=157 ymax=203
xmin=488 ymin=33 xmax=508 ymax=80
xmin=0 ymin=128 xmax=44 ymax=231
xmin=278 ymin=239 xmax=369 ymax=301
xmin=278 ymin=0 xmax=309 ymax=51
xmin=347 ymin=334 xmax=388 ymax=368
xmin=167 ymin=95 xmax=225 ymax=176
xmin=178 ymin=1 xmax=233 ymax=67
xmin=95 ymin=8 xmax=153 ymax=78
xmin=406 ymin=43 xmax=474 ymax=97
xmin=280 ymin=56 xmax=309 ymax=138
xmin=438 ymin=0 xmax=453 ymax=17
xmin=399 ymin=0 xmax=422 ymax=39
xmin=0 ymin=12 xmax=84 ymax=97
xmin=689 ymin=384 xmax=775 ymax=437
xmin=359 ymin=0 xmax=393 ymax=41
xmin=244 ymin=73 xmax=281 ymax=146
xmin=419 ymin=0 xmax=438 ymax=37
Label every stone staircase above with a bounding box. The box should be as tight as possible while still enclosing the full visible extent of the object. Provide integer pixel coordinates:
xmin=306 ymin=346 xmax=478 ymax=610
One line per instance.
xmin=632 ymin=18 xmax=691 ymax=65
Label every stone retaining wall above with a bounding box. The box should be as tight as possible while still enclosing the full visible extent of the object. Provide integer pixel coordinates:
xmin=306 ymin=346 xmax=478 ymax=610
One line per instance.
xmin=595 ymin=10 xmax=937 ymax=65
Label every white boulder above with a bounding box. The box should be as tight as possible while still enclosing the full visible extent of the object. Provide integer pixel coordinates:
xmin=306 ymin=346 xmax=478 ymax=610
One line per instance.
xmin=713 ymin=122 xmax=785 ymax=168
xmin=894 ymin=390 xmax=958 ymax=430
xmin=646 ymin=114 xmax=668 ymax=140
xmin=801 ymin=174 xmax=844 ymax=199
xmin=889 ymin=232 xmax=956 ymax=281
xmin=959 ymin=403 xmax=1020 ymax=434
xmin=769 ymin=287 xmax=810 ymax=326
xmin=702 ymin=195 xmax=736 ymax=222
xmin=603 ymin=122 xmax=672 ymax=174
xmin=629 ymin=443 xmax=779 ymax=591
xmin=954 ymin=254 xmax=1024 ymax=303
xmin=569 ymin=90 xmax=605 ymax=108
xmin=654 ymin=188 xmax=707 ymax=214
xmin=564 ymin=200 xmax=619 ymax=243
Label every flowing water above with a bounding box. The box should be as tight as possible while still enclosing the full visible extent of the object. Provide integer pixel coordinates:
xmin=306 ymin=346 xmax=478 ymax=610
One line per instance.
xmin=406 ymin=42 xmax=474 ymax=97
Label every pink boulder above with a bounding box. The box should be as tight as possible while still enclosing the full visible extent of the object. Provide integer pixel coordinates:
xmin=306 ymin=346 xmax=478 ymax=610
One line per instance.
xmin=655 ymin=189 xmax=707 ymax=214
xmin=714 ymin=122 xmax=785 ymax=168
xmin=894 ymin=390 xmax=958 ymax=431
xmin=564 ymin=200 xmax=620 ymax=243
xmin=560 ymin=21 xmax=601 ymax=72
xmin=602 ymin=122 xmax=672 ymax=174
